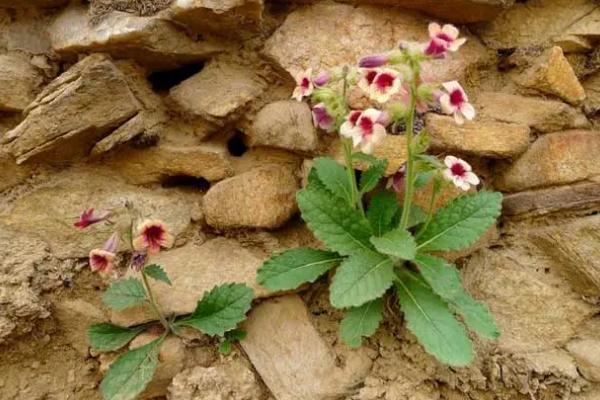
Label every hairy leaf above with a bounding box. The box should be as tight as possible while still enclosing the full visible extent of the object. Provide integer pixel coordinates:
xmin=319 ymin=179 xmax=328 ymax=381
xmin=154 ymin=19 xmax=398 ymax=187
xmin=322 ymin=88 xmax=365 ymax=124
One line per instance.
xmin=395 ymin=270 xmax=473 ymax=366
xmin=370 ymin=228 xmax=417 ymax=260
xmin=414 ymin=254 xmax=499 ymax=339
xmin=360 ymin=158 xmax=388 ymax=194
xmin=297 ymin=185 xmax=374 ymax=256
xmin=313 ymin=157 xmax=353 ymax=203
xmin=89 ymin=323 xmax=145 ymax=352
xmin=100 ymin=337 xmax=161 ymax=400
xmin=367 ymin=190 xmax=400 ymax=237
xmin=340 ymin=299 xmax=383 ymax=348
xmin=417 ymin=191 xmax=502 ymax=252
xmin=176 ymin=283 xmax=253 ymax=336
xmin=330 ymin=252 xmax=395 ymax=308
xmin=103 ymin=278 xmax=146 ymax=310
xmin=144 ymin=264 xmax=171 ymax=286
xmin=257 ymin=248 xmax=343 ymax=291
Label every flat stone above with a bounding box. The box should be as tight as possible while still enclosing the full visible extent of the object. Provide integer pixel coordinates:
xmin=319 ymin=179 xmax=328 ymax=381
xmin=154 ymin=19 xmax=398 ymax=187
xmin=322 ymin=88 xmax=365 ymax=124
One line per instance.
xmin=229 ymin=147 xmax=304 ymax=175
xmin=247 ymin=100 xmax=317 ymax=152
xmin=169 ymin=58 xmax=267 ymax=125
xmin=111 ymin=238 xmax=269 ymax=326
xmin=241 ymin=295 xmax=372 ymax=400
xmin=567 ymin=339 xmax=600 ymax=383
xmin=4 ymin=54 xmax=141 ymax=164
xmin=264 ymin=1 xmax=488 ymax=83
xmin=203 ymin=165 xmax=299 ymax=230
xmin=49 ymin=5 xmax=228 ymax=70
xmin=0 ymin=168 xmax=198 ymax=259
xmin=425 ymin=114 xmax=530 ymax=158
xmin=330 ymin=135 xmax=407 ymax=176
xmin=476 ymin=92 xmax=589 ymax=133
xmin=0 ymin=53 xmax=44 ymax=111
xmin=516 ymin=46 xmax=586 ymax=105
xmin=495 ymin=130 xmax=600 ymax=191
xmin=522 ymin=349 xmax=579 ymax=381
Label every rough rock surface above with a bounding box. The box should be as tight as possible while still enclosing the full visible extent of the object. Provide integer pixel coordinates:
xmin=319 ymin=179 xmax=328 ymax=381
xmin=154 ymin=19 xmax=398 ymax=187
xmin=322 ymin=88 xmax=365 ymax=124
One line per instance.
xmin=0 ymin=0 xmax=67 ymax=6
xmin=426 ymin=114 xmax=530 ymax=158
xmin=247 ymin=100 xmax=318 ymax=152
xmin=203 ymin=165 xmax=299 ymax=230
xmin=241 ymin=295 xmax=372 ymax=400
xmin=0 ymin=53 xmax=44 ymax=112
xmin=583 ymin=72 xmax=600 ymax=115
xmin=53 ymin=299 xmax=105 ymax=356
xmin=111 ymin=238 xmax=269 ymax=326
xmin=567 ymin=339 xmax=600 ymax=383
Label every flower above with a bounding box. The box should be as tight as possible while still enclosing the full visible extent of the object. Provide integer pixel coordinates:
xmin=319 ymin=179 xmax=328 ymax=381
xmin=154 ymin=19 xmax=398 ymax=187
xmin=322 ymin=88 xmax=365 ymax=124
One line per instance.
xmin=132 ymin=219 xmax=174 ymax=254
xmin=359 ymin=54 xmax=389 ymax=68
xmin=442 ymin=156 xmax=480 ymax=191
xmin=130 ymin=250 xmax=148 ymax=272
xmin=312 ymin=103 xmax=335 ymax=132
xmin=292 ymin=68 xmax=314 ymax=101
xmin=89 ymin=232 xmax=119 ymax=274
xmin=313 ymin=71 xmax=330 ymax=87
xmin=439 ymin=81 xmax=475 ymax=124
xmin=74 ymin=208 xmax=110 ymax=229
xmin=340 ymin=108 xmax=387 ymax=154
xmin=424 ymin=22 xmax=466 ymax=58
xmin=357 ymin=69 xmax=378 ymax=94
xmin=358 ymin=68 xmax=403 ymax=104
xmin=386 ymin=165 xmax=406 ymax=192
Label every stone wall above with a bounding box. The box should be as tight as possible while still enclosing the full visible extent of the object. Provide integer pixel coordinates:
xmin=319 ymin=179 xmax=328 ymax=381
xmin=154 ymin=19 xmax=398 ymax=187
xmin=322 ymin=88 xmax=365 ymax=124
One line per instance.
xmin=0 ymin=0 xmax=599 ymax=399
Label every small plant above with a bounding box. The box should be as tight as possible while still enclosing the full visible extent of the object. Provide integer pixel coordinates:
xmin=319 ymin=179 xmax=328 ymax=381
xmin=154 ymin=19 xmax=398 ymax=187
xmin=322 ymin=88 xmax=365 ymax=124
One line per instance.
xmin=258 ymin=22 xmax=502 ymax=366
xmin=76 ymin=205 xmax=253 ymax=400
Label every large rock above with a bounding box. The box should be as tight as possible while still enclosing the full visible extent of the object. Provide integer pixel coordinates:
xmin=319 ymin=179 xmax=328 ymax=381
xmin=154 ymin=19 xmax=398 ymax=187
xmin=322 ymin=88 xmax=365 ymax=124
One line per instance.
xmin=425 ymin=114 xmax=530 ymax=158
xmin=111 ymin=238 xmax=269 ymax=326
xmin=50 ymin=6 xmax=228 ymax=70
xmin=476 ymin=92 xmax=589 ymax=133
xmin=264 ymin=1 xmax=488 ymax=83
xmin=247 ymin=100 xmax=318 ymax=152
xmin=567 ymin=339 xmax=600 ymax=383
xmin=496 ymin=130 xmax=600 ymax=191
xmin=0 ymin=53 xmax=44 ymax=112
xmin=53 ymin=299 xmax=105 ymax=356
xmin=203 ymin=165 xmax=299 ymax=230
xmin=241 ymin=295 xmax=372 ymax=400
xmin=0 ymin=168 xmax=198 ymax=259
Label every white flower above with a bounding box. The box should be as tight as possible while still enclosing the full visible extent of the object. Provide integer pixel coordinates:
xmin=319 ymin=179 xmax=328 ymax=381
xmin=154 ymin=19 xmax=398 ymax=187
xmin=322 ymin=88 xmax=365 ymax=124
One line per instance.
xmin=340 ymin=109 xmax=387 ymax=154
xmin=439 ymin=81 xmax=475 ymax=124
xmin=291 ymin=68 xmax=314 ymax=101
xmin=425 ymin=23 xmax=467 ymax=57
xmin=358 ymin=68 xmax=402 ymax=104
xmin=442 ymin=156 xmax=480 ymax=191
xmin=357 ymin=69 xmax=378 ymax=95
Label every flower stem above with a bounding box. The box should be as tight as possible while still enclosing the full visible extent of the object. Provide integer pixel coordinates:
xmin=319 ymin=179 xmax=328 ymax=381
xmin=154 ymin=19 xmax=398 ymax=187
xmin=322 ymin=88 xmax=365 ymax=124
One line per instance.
xmin=342 ymin=139 xmax=364 ymax=215
xmin=141 ymin=271 xmax=171 ymax=332
xmin=399 ymin=79 xmax=418 ymax=230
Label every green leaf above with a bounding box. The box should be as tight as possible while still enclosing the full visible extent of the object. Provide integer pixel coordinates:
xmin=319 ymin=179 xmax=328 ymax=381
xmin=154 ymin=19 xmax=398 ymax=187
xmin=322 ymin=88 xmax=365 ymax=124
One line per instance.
xmin=414 ymin=170 xmax=434 ymax=189
xmin=330 ymin=251 xmax=395 ymax=308
xmin=225 ymin=328 xmax=247 ymax=342
xmin=417 ymin=191 xmax=502 ymax=252
xmin=414 ymin=255 xmax=499 ymax=339
xmin=340 ymin=299 xmax=383 ymax=348
xmin=297 ymin=185 xmax=374 ymax=256
xmin=176 ymin=283 xmax=253 ymax=337
xmin=144 ymin=264 xmax=171 ymax=286
xmin=395 ymin=270 xmax=473 ymax=366
xmin=100 ymin=337 xmax=162 ymax=400
xmin=218 ymin=340 xmax=232 ymax=355
xmin=352 ymin=152 xmax=378 ymax=164
xmin=313 ymin=157 xmax=353 ymax=203
xmin=88 ymin=323 xmax=145 ymax=352
xmin=367 ymin=190 xmax=400 ymax=237
xmin=370 ymin=228 xmax=417 ymax=260
xmin=103 ymin=278 xmax=146 ymax=311
xmin=257 ymin=248 xmax=343 ymax=291
xmin=359 ymin=158 xmax=387 ymax=194
xmin=406 ymin=205 xmax=427 ymax=228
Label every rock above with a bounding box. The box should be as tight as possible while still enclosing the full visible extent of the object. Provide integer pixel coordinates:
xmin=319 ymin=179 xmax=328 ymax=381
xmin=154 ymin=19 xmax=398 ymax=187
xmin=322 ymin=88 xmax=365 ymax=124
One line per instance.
xmin=0 ymin=151 xmax=34 ymax=191
xmin=516 ymin=46 xmax=586 ymax=105
xmin=53 ymin=299 xmax=105 ymax=356
xmin=203 ymin=165 xmax=299 ymax=230
xmin=0 ymin=0 xmax=67 ymax=7
xmin=567 ymin=339 xmax=600 ymax=383
xmin=553 ymin=34 xmax=593 ymax=53
xmin=264 ymin=1 xmax=488 ymax=83
xmin=425 ymin=114 xmax=530 ymax=158
xmin=0 ymin=168 xmax=198 ymax=259
xmin=168 ymin=358 xmax=264 ymax=400
xmin=169 ymin=58 xmax=268 ymax=126
xmin=583 ymin=72 xmax=600 ymax=115
xmin=330 ymin=135 xmax=407 ymax=176
xmin=0 ymin=53 xmax=44 ymax=111
xmin=241 ymin=295 xmax=372 ymax=400
xmin=247 ymin=100 xmax=318 ymax=152
xmin=111 ymin=238 xmax=269 ymax=326
xmin=4 ymin=54 xmax=141 ymax=164
xmin=476 ymin=92 xmax=589 ymax=133
xmin=165 ymin=0 xmax=263 ymax=38
xmin=229 ymin=147 xmax=304 ymax=175
xmin=565 ymin=8 xmax=600 ymax=38
xmin=522 ymin=349 xmax=580 ymax=381
xmin=49 ymin=5 xmax=228 ymax=70
xmin=495 ymin=130 xmax=600 ymax=191
xmin=463 ymin=247 xmax=597 ymax=353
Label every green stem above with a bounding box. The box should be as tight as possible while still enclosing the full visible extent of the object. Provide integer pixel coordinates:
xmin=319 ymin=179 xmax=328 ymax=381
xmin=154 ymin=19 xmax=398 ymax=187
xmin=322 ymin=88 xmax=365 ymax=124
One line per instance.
xmin=399 ymin=79 xmax=418 ymax=230
xmin=141 ymin=271 xmax=171 ymax=332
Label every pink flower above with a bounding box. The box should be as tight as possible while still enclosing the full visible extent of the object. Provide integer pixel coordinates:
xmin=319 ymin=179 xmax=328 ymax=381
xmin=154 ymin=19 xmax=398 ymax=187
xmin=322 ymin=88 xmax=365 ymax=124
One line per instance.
xmin=439 ymin=81 xmax=475 ymax=124
xmin=74 ymin=208 xmax=110 ymax=229
xmin=292 ymin=68 xmax=314 ymax=101
xmin=425 ymin=23 xmax=466 ymax=58
xmin=386 ymin=165 xmax=406 ymax=193
xmin=89 ymin=233 xmax=119 ymax=274
xmin=359 ymin=54 xmax=389 ymax=68
xmin=132 ymin=219 xmax=174 ymax=254
xmin=313 ymin=71 xmax=330 ymax=87
xmin=340 ymin=109 xmax=387 ymax=154
xmin=442 ymin=156 xmax=479 ymax=191
xmin=312 ymin=103 xmax=335 ymax=132
xmin=358 ymin=69 xmax=403 ymax=104
xmin=358 ymin=69 xmax=378 ymax=95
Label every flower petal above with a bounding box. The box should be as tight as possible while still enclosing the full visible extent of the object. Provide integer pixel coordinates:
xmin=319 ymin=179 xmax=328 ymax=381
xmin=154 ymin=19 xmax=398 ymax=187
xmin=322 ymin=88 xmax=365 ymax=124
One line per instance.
xmin=444 ymin=155 xmax=459 ymax=167
xmin=465 ymin=171 xmax=480 ymax=186
xmin=460 ymin=102 xmax=476 ymax=121
xmin=428 ymin=22 xmax=442 ymax=38
xmin=441 ymin=24 xmax=459 ymax=40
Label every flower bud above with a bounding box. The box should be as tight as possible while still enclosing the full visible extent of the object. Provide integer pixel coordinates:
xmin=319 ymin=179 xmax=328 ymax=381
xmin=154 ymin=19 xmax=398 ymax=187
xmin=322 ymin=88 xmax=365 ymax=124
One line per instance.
xmin=359 ymin=53 xmax=389 ymax=68
xmin=313 ymin=71 xmax=331 ymax=87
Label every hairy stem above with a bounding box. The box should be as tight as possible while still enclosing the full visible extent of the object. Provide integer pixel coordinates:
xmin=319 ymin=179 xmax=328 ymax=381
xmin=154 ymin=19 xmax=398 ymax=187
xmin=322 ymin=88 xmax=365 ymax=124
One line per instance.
xmin=142 ymin=271 xmax=171 ymax=332
xmin=399 ymin=78 xmax=418 ymax=230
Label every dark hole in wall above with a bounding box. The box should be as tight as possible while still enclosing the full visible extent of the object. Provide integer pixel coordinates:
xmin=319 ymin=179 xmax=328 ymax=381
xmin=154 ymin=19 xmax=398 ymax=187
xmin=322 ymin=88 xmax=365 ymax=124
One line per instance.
xmin=161 ymin=175 xmax=211 ymax=191
xmin=227 ymin=131 xmax=248 ymax=157
xmin=147 ymin=62 xmax=204 ymax=91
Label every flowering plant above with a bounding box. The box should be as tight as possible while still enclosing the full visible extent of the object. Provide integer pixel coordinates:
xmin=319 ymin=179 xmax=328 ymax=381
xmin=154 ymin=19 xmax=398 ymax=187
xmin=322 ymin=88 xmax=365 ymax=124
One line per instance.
xmin=76 ymin=205 xmax=253 ymax=400
xmin=258 ymin=23 xmax=501 ymax=366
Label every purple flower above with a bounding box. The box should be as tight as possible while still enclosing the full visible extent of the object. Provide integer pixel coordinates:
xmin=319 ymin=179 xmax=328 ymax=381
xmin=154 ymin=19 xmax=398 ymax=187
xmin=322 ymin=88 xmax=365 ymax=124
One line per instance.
xmin=359 ymin=54 xmax=389 ymax=68
xmin=130 ymin=251 xmax=148 ymax=272
xmin=311 ymin=103 xmax=335 ymax=132
xmin=313 ymin=71 xmax=330 ymax=87
xmin=424 ymin=23 xmax=466 ymax=58
xmin=74 ymin=208 xmax=110 ymax=229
